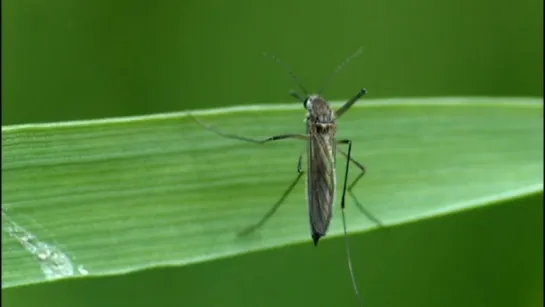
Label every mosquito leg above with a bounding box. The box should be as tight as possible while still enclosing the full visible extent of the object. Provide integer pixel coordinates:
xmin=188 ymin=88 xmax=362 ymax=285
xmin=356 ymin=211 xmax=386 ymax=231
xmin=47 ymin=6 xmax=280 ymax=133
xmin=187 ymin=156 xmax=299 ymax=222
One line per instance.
xmin=188 ymin=114 xmax=308 ymax=144
xmin=190 ymin=114 xmax=307 ymax=235
xmin=238 ymin=154 xmax=305 ymax=237
xmin=335 ymin=139 xmax=364 ymax=307
xmin=336 ymin=140 xmax=353 ymax=210
xmin=334 ymin=88 xmax=367 ymax=119
xmin=336 ymin=146 xmax=382 ymax=227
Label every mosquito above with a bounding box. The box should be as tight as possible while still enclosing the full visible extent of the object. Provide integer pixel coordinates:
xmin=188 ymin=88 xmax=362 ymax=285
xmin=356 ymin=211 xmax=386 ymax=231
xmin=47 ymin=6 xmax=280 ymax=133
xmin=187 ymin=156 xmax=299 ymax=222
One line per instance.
xmin=189 ymin=49 xmax=381 ymax=306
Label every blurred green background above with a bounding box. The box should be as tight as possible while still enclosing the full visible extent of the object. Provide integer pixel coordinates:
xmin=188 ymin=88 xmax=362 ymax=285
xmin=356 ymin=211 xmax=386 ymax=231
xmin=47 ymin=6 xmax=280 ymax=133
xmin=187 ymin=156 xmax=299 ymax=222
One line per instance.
xmin=2 ymin=0 xmax=543 ymax=125
xmin=2 ymin=0 xmax=543 ymax=306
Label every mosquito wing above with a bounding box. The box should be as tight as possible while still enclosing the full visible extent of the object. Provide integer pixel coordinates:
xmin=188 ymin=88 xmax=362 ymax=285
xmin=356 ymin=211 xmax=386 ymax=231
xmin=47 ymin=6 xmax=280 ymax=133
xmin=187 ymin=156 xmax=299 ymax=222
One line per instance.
xmin=307 ymin=123 xmax=337 ymax=245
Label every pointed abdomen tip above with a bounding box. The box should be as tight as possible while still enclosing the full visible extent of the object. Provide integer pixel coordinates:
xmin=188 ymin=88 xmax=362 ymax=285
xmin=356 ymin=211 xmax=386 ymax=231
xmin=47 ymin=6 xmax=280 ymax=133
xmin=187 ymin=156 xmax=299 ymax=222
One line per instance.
xmin=312 ymin=232 xmax=323 ymax=246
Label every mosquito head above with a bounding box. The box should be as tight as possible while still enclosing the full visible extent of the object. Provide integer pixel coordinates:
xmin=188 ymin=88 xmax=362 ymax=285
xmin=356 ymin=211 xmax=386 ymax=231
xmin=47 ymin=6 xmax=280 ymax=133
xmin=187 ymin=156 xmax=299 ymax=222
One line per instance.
xmin=305 ymin=95 xmax=335 ymax=124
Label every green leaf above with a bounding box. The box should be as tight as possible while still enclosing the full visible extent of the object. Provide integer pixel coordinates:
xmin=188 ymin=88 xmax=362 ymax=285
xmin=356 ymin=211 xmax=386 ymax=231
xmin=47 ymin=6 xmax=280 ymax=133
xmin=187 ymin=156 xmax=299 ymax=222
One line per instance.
xmin=2 ymin=97 xmax=542 ymax=289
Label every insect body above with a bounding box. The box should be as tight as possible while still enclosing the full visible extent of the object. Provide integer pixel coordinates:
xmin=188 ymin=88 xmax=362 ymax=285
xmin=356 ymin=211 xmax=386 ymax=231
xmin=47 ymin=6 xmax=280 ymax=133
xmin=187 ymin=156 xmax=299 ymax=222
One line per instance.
xmin=189 ymin=49 xmax=380 ymax=306
xmin=305 ymin=95 xmax=339 ymax=245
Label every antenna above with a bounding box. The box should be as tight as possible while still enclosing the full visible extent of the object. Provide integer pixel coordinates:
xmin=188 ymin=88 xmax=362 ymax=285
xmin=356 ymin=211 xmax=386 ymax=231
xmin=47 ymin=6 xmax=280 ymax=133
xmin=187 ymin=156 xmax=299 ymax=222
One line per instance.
xmin=263 ymin=52 xmax=309 ymax=97
xmin=318 ymin=47 xmax=364 ymax=95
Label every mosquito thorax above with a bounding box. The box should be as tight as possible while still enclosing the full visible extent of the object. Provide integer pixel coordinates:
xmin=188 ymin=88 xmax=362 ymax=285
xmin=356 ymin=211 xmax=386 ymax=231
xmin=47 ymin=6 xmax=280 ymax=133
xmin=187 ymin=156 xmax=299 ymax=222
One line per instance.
xmin=305 ymin=95 xmax=335 ymax=125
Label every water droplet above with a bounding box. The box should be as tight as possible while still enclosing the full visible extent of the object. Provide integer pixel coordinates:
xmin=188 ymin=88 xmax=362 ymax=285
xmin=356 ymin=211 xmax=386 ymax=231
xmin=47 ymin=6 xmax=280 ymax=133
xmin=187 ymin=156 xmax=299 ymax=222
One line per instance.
xmin=2 ymin=212 xmax=75 ymax=280
xmin=77 ymin=265 xmax=89 ymax=275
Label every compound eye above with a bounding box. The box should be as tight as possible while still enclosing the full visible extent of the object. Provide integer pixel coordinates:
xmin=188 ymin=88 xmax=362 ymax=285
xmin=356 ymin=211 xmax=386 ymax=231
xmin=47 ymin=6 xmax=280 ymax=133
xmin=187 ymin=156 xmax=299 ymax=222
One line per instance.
xmin=303 ymin=97 xmax=311 ymax=109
